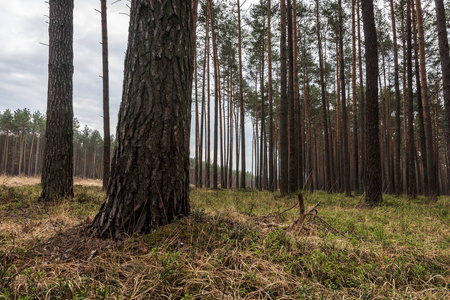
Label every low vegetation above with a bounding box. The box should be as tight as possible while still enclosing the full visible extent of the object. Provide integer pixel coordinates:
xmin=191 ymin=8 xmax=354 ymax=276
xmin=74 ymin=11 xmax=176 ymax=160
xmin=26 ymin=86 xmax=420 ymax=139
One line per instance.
xmin=0 ymin=178 xmax=449 ymax=299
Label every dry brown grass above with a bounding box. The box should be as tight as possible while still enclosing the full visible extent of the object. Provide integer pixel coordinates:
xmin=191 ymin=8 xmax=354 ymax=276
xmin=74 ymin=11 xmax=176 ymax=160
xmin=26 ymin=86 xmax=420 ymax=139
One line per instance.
xmin=1 ymin=186 xmax=449 ymax=299
xmin=0 ymin=175 xmax=102 ymax=187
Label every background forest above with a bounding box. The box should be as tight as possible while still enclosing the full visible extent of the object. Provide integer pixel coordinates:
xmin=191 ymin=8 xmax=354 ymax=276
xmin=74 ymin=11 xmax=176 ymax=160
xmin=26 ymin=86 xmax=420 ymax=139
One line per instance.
xmin=1 ymin=0 xmax=449 ymax=196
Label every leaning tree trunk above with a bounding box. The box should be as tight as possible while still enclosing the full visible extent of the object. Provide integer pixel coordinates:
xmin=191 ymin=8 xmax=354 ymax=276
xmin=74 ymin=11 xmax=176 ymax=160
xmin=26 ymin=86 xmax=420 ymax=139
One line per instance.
xmin=361 ymin=0 xmax=382 ymax=205
xmin=40 ymin=0 xmax=74 ymax=201
xmin=91 ymin=0 xmax=195 ymax=238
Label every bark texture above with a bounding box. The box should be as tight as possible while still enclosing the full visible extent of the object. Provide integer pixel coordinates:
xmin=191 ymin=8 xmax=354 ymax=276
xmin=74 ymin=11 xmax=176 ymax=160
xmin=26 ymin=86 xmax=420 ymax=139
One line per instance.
xmin=40 ymin=0 xmax=74 ymax=201
xmin=91 ymin=0 xmax=194 ymax=237
xmin=361 ymin=0 xmax=382 ymax=205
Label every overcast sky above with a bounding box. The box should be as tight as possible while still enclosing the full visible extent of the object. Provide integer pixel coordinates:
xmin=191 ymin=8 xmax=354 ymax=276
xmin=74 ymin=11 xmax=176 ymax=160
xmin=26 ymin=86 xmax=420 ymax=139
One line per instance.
xmin=0 ymin=0 xmax=257 ymax=171
xmin=0 ymin=0 xmax=130 ymax=133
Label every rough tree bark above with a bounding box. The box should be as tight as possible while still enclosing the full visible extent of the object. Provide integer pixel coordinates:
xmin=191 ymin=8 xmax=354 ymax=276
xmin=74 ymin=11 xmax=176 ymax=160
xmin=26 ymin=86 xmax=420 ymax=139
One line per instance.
xmin=91 ymin=0 xmax=196 ymax=237
xmin=361 ymin=0 xmax=382 ymax=205
xmin=40 ymin=0 xmax=74 ymax=201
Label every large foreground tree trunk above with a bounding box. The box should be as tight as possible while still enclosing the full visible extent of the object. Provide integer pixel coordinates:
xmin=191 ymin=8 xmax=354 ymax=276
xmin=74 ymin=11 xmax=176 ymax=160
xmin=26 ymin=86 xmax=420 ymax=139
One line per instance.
xmin=91 ymin=0 xmax=195 ymax=238
xmin=40 ymin=0 xmax=74 ymax=201
xmin=361 ymin=0 xmax=382 ymax=205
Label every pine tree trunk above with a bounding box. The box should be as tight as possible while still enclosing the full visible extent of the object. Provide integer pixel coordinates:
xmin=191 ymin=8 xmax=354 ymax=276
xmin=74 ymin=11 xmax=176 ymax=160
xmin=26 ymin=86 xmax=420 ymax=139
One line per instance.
xmin=237 ymin=0 xmax=246 ymax=189
xmin=101 ymin=0 xmax=110 ymax=190
xmin=91 ymin=0 xmax=194 ymax=237
xmin=206 ymin=16 xmax=211 ymax=189
xmin=40 ymin=0 xmax=74 ymax=201
xmin=2 ymin=128 xmax=9 ymax=174
xmin=412 ymin=0 xmax=428 ymax=195
xmin=351 ymin=0 xmax=359 ymax=193
xmin=357 ymin=0 xmax=365 ymax=194
xmin=406 ymin=0 xmax=417 ymax=198
xmin=339 ymin=0 xmax=351 ymax=196
xmin=415 ymin=0 xmax=438 ymax=200
xmin=293 ymin=0 xmax=302 ymax=190
xmin=361 ymin=0 xmax=382 ymax=205
xmin=434 ymin=0 xmax=450 ymax=191
xmin=267 ymin=0 xmax=274 ymax=191
xmin=199 ymin=31 xmax=207 ymax=188
xmin=28 ymin=127 xmax=36 ymax=175
xmin=34 ymin=135 xmax=40 ymax=176
xmin=390 ymin=0 xmax=402 ymax=196
xmin=194 ymin=51 xmax=199 ymax=187
xmin=279 ymin=0 xmax=289 ymax=194
xmin=287 ymin=0 xmax=298 ymax=193
xmin=316 ymin=0 xmax=331 ymax=192
xmin=208 ymin=0 xmax=219 ymax=189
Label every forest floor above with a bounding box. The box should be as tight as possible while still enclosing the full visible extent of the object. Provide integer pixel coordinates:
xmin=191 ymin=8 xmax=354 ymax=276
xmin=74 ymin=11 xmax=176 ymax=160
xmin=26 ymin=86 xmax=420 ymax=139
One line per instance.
xmin=0 ymin=178 xmax=449 ymax=299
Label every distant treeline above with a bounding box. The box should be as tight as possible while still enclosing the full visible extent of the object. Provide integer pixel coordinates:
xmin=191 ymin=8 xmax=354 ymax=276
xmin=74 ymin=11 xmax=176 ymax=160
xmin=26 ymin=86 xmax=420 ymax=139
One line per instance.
xmin=0 ymin=108 xmax=112 ymax=179
xmin=0 ymin=108 xmax=251 ymax=186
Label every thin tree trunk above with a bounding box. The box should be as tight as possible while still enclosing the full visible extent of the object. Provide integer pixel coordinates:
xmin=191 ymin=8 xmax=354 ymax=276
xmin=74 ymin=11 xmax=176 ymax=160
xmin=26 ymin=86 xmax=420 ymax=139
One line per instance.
xmin=415 ymin=0 xmax=438 ymax=200
xmin=412 ymin=0 xmax=428 ymax=195
xmin=357 ymin=0 xmax=365 ymax=194
xmin=267 ymin=0 xmax=274 ymax=191
xmin=390 ymin=0 xmax=402 ymax=196
xmin=339 ymin=0 xmax=351 ymax=196
xmin=101 ymin=0 xmax=110 ymax=190
xmin=199 ymin=30 xmax=208 ymax=188
xmin=293 ymin=0 xmax=302 ymax=190
xmin=279 ymin=0 xmax=289 ymax=194
xmin=194 ymin=49 xmax=199 ymax=187
xmin=237 ymin=0 xmax=246 ymax=188
xmin=352 ymin=0 xmax=359 ymax=192
xmin=434 ymin=0 xmax=450 ymax=191
xmin=316 ymin=0 xmax=331 ymax=192
xmin=406 ymin=0 xmax=417 ymax=198
xmin=208 ymin=0 xmax=219 ymax=189
xmin=206 ymin=16 xmax=211 ymax=188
